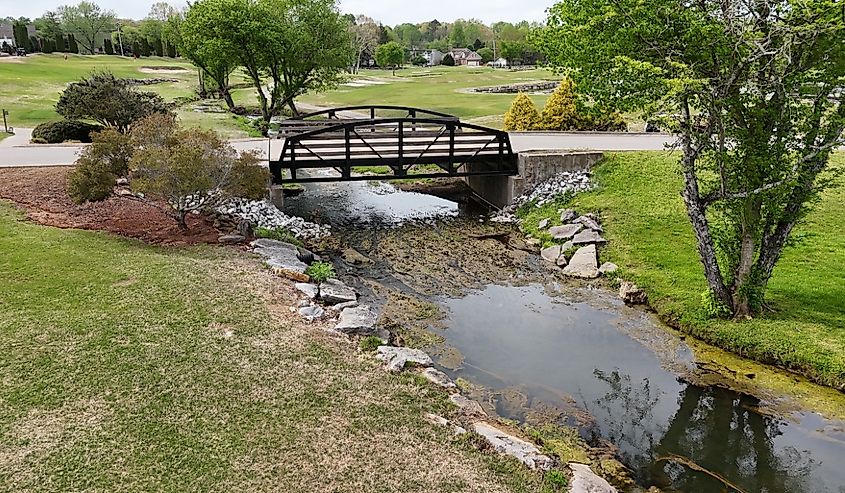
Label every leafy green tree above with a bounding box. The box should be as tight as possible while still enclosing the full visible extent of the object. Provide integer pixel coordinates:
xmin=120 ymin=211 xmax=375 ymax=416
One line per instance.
xmin=66 ymin=33 xmax=79 ymax=53
xmin=35 ymin=11 xmax=65 ymax=42
xmin=140 ymin=38 xmax=151 ymax=57
xmin=534 ymin=0 xmax=845 ymax=318
xmin=503 ymin=93 xmax=541 ymax=131
xmin=13 ymin=21 xmax=33 ymax=52
xmin=477 ymin=47 xmax=494 ymax=64
xmin=56 ymin=73 xmax=172 ymax=132
xmin=102 ymin=38 xmax=113 ymax=55
xmin=375 ymin=41 xmax=404 ymax=76
xmin=58 ymin=1 xmax=116 ymax=54
xmin=442 ymin=53 xmax=455 ymax=66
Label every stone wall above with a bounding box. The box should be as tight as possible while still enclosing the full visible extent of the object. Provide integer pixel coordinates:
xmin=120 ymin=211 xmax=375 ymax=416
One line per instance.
xmin=472 ymin=81 xmax=557 ymax=94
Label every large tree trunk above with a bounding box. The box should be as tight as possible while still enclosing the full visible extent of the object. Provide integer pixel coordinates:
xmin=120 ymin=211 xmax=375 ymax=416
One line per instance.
xmin=287 ymin=98 xmax=299 ymax=118
xmin=219 ymin=84 xmax=235 ymax=110
xmin=730 ymin=198 xmax=762 ymax=319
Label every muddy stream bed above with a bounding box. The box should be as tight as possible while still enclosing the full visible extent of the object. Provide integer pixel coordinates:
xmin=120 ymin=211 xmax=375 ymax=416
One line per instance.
xmin=286 ymin=175 xmax=845 ymax=493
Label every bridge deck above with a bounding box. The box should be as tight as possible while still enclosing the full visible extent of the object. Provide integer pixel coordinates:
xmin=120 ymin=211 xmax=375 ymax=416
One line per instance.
xmin=269 ymin=106 xmax=518 ymax=184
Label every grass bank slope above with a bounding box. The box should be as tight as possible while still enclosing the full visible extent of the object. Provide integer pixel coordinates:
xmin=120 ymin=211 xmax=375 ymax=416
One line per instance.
xmin=0 ymin=202 xmax=546 ymax=492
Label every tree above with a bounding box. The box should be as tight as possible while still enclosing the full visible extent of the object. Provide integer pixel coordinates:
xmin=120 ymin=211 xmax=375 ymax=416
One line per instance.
xmin=350 ymin=15 xmax=380 ymax=74
xmin=442 ymin=53 xmax=455 ymax=66
xmin=56 ymin=73 xmax=172 ymax=132
xmin=35 ymin=12 xmax=65 ymax=42
xmin=540 ymin=78 xmax=578 ymax=130
xmin=140 ymin=38 xmax=151 ymax=57
xmin=177 ymin=2 xmax=238 ymax=109
xmin=58 ymin=1 xmax=116 ymax=54
xmin=375 ymin=41 xmax=404 ymax=76
xmin=67 ymin=33 xmax=79 ymax=53
xmin=129 ymin=114 xmax=268 ymax=229
xmin=498 ymin=40 xmax=525 ymax=66
xmin=534 ymin=0 xmax=845 ymax=319
xmin=55 ymin=33 xmax=67 ymax=52
xmin=102 ymin=38 xmax=113 ymax=54
xmin=503 ymin=93 xmax=541 ymax=131
xmin=477 ymin=47 xmax=494 ymax=64
xmin=13 ymin=21 xmax=33 ymax=52
xmin=448 ymin=21 xmax=466 ymax=49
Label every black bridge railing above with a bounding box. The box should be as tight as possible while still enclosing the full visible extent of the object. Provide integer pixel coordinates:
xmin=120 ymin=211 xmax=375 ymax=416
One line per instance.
xmin=269 ymin=109 xmax=518 ymax=185
xmin=296 ymin=104 xmax=457 ymax=120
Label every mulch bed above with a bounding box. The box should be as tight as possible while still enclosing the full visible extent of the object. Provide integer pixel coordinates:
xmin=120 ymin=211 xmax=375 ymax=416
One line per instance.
xmin=0 ymin=167 xmax=221 ymax=246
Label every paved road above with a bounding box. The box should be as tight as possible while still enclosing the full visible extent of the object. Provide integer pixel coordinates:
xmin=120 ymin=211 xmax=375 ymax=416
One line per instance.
xmin=0 ymin=128 xmax=677 ymax=168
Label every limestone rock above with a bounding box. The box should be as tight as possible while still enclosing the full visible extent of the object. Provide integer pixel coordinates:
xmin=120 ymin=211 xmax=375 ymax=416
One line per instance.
xmin=424 ymin=413 xmax=466 ymax=435
xmin=472 ymin=422 xmax=554 ymax=471
xmin=619 ymin=281 xmax=647 ymax=305
xmin=421 ymin=367 xmax=457 ymax=389
xmin=538 ymin=218 xmax=550 ymax=230
xmin=598 ymin=262 xmax=618 ymax=275
xmin=549 ymin=224 xmax=583 ymax=240
xmin=449 ymin=394 xmax=487 ymax=417
xmin=376 ymin=346 xmax=433 ymax=372
xmin=328 ymin=300 xmax=359 ymax=312
xmin=541 ymin=245 xmax=563 ymax=264
xmin=335 ymin=306 xmax=378 ymax=336
xmin=253 ymin=240 xmax=309 ymax=279
xmin=295 ymin=283 xmax=318 ymax=299
xmin=572 ymin=229 xmax=607 ymax=246
xmin=561 ymin=240 xmax=574 ymax=252
xmin=568 ymin=463 xmax=617 ymax=493
xmin=562 ymin=245 xmax=599 ymax=279
xmin=218 ymin=234 xmax=246 ymax=245
xmin=319 ymin=280 xmax=357 ymax=305
xmin=560 ymin=209 xmax=578 ymax=224
xmin=342 ymin=247 xmax=373 ymax=266
xmin=575 ymin=215 xmax=603 ymax=232
xmin=298 ymin=305 xmax=325 ymax=321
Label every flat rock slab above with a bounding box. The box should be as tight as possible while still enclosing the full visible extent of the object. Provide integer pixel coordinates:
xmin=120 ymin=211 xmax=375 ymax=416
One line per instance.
xmin=253 ymin=240 xmax=308 ymax=277
xmin=421 ymin=367 xmax=457 ymax=389
xmin=320 ymin=280 xmax=357 ymax=305
xmin=449 ymin=394 xmax=487 ymax=417
xmin=568 ymin=463 xmax=617 ymax=493
xmin=335 ymin=306 xmax=378 ymax=336
xmin=541 ymin=245 xmax=562 ymax=263
xmin=298 ymin=305 xmax=324 ymax=321
xmin=598 ymin=262 xmax=618 ymax=275
xmin=218 ymin=234 xmax=246 ymax=245
xmin=295 ymin=283 xmax=319 ymax=299
xmin=562 ymin=244 xmax=599 ymax=279
xmin=560 ymin=209 xmax=578 ymax=224
xmin=472 ymin=422 xmax=554 ymax=471
xmin=376 ymin=346 xmax=433 ymax=372
xmin=538 ymin=218 xmax=550 ymax=230
xmin=572 ymin=229 xmax=607 ymax=246
xmin=575 ymin=215 xmax=603 ymax=232
xmin=549 ymin=224 xmax=583 ymax=240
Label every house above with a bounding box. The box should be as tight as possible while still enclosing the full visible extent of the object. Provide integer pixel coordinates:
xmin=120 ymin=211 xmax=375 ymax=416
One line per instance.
xmin=488 ymin=57 xmax=509 ymax=68
xmin=408 ymin=49 xmax=443 ymax=67
xmin=448 ymin=48 xmax=483 ymax=67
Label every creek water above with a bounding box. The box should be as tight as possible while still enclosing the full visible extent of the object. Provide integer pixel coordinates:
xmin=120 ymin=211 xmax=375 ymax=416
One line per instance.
xmin=285 ymin=176 xmax=845 ymax=493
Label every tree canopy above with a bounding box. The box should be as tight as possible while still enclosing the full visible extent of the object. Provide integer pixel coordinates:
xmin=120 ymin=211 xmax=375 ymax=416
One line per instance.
xmin=57 ymin=1 xmax=116 ymax=54
xmin=533 ymin=0 xmax=845 ymax=318
xmin=375 ymin=41 xmax=404 ymax=76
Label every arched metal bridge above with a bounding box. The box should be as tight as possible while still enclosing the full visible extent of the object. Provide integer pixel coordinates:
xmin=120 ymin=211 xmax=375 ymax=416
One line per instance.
xmin=269 ymin=105 xmax=519 ymax=184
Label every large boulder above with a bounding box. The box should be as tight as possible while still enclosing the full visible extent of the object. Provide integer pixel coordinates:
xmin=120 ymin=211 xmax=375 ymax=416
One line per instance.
xmin=549 ymin=224 xmax=583 ymax=240
xmin=568 ymin=463 xmax=617 ymax=493
xmin=619 ymin=281 xmax=647 ymax=304
xmin=562 ymin=245 xmax=599 ymax=279
xmin=320 ymin=279 xmax=357 ymax=305
xmin=575 ymin=215 xmax=603 ymax=232
xmin=335 ymin=306 xmax=379 ymax=336
xmin=295 ymin=283 xmax=319 ymax=299
xmin=376 ymin=346 xmax=433 ymax=372
xmin=252 ymin=239 xmax=309 ymax=280
xmin=472 ymin=422 xmax=554 ymax=471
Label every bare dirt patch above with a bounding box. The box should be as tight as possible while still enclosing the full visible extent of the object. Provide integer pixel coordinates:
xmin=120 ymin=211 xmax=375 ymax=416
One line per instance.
xmin=0 ymin=167 xmax=220 ymax=245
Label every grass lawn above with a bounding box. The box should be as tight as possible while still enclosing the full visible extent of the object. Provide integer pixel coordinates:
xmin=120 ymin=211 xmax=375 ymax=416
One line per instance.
xmin=521 ymin=151 xmax=845 ymax=388
xmin=292 ymin=66 xmax=556 ymax=129
xmin=0 ymin=54 xmax=250 ymax=138
xmin=0 ymin=202 xmax=551 ymax=492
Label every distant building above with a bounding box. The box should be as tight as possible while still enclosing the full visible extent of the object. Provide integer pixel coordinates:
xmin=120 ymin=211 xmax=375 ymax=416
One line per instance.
xmin=489 ymin=58 xmax=509 ymax=68
xmin=448 ymin=48 xmax=483 ymax=67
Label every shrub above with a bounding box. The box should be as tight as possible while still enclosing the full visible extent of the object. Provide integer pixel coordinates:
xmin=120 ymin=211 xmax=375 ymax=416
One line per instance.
xmin=540 ymin=78 xmax=579 ymax=130
xmin=129 ymin=116 xmax=271 ymax=229
xmin=67 ymin=155 xmax=115 ymax=204
xmin=56 ymin=72 xmax=173 ymax=133
xmin=89 ymin=129 xmax=134 ymax=176
xmin=305 ymin=261 xmax=336 ymax=283
xmin=254 ymin=226 xmax=304 ymax=247
xmin=31 ymin=120 xmax=103 ymax=144
xmin=442 ymin=53 xmax=455 ymax=66
xmin=576 ymin=104 xmax=627 ymax=131
xmin=359 ymin=336 xmax=383 ymax=352
xmin=503 ymin=93 xmax=541 ymax=131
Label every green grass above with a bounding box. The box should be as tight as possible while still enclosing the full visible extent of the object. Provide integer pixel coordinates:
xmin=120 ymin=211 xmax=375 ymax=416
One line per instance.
xmin=0 ymin=133 xmax=9 ymax=142
xmin=0 ymin=54 xmax=249 ymax=138
xmin=0 ymin=201 xmax=548 ymax=492
xmin=293 ymin=66 xmax=555 ymax=128
xmin=522 ymin=151 xmax=845 ymax=388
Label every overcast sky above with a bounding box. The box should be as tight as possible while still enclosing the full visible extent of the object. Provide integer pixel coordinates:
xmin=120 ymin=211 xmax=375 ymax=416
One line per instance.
xmin=0 ymin=0 xmax=551 ymax=24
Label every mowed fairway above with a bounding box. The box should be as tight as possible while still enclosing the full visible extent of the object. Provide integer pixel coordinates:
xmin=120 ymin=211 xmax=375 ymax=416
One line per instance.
xmin=293 ymin=66 xmax=555 ymax=128
xmin=0 ymin=201 xmax=546 ymax=492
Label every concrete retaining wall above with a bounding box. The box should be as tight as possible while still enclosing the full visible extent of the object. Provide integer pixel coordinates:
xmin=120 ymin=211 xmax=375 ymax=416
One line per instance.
xmin=464 ymin=151 xmax=604 ymax=208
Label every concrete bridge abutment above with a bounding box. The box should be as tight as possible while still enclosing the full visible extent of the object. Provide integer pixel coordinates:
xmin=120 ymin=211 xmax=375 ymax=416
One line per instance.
xmin=464 ymin=151 xmax=604 ymax=208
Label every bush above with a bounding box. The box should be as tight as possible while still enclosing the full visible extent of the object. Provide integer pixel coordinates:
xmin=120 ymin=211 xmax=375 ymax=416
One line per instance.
xmin=129 ymin=115 xmax=271 ymax=229
xmin=576 ymin=105 xmax=628 ymax=131
xmin=89 ymin=129 xmax=134 ymax=176
xmin=56 ymin=72 xmax=173 ymax=132
xmin=503 ymin=93 xmax=541 ymax=131
xmin=305 ymin=262 xmax=336 ymax=283
xmin=31 ymin=120 xmax=103 ymax=144
xmin=540 ymin=78 xmax=579 ymax=130
xmin=442 ymin=53 xmax=455 ymax=66
xmin=67 ymin=155 xmax=115 ymax=204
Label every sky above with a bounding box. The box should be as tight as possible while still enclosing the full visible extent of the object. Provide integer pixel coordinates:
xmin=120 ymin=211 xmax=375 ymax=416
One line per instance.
xmin=0 ymin=0 xmax=551 ymax=25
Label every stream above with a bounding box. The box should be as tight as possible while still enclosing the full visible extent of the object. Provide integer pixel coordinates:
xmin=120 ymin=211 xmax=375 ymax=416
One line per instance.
xmin=285 ymin=174 xmax=845 ymax=493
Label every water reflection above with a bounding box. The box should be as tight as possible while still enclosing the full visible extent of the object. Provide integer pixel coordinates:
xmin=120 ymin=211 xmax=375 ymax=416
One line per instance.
xmin=437 ymin=283 xmax=845 ymax=492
